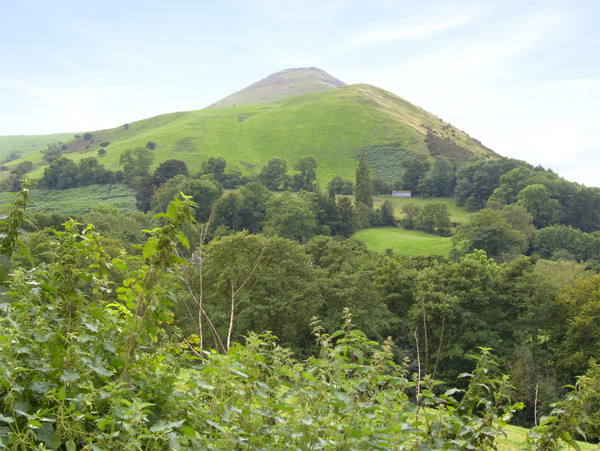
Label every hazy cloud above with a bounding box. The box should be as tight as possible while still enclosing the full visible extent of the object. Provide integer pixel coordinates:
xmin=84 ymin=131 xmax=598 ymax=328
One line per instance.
xmin=334 ymin=16 xmax=472 ymax=52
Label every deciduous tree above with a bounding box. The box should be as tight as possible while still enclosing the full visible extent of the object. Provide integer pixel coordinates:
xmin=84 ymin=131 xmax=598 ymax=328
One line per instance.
xmin=418 ymin=156 xmax=455 ymax=197
xmin=119 ymin=147 xmax=154 ymax=183
xmin=517 ymin=184 xmax=562 ymax=228
xmin=153 ymin=159 xmax=189 ymax=187
xmin=453 ymin=208 xmax=529 ymax=260
xmin=41 ymin=157 xmax=79 ymax=189
xmin=292 ymin=156 xmax=318 ymax=192
xmin=553 ymin=274 xmax=600 ymax=380
xmin=263 ymin=192 xmax=316 ymax=243
xmin=258 ymin=157 xmax=290 ymax=191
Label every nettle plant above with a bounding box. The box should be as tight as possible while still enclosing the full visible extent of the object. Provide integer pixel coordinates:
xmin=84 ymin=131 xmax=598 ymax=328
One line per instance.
xmin=0 ymin=181 xmax=586 ymax=449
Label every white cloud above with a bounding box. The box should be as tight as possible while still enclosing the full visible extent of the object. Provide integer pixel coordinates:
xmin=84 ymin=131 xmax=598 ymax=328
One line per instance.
xmin=334 ymin=16 xmax=472 ymax=52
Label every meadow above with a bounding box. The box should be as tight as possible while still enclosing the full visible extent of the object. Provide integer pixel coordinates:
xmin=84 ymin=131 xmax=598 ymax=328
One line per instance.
xmin=353 ymin=227 xmax=453 ymax=256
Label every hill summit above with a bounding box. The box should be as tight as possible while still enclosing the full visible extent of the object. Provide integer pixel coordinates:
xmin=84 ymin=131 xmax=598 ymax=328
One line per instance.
xmin=205 ymin=67 xmax=346 ymax=109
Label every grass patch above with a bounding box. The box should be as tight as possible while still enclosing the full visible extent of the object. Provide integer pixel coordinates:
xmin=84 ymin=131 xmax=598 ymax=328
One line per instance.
xmin=0 ymin=184 xmax=137 ymax=216
xmin=353 ymin=227 xmax=453 ymax=256
xmin=498 ymin=423 xmax=597 ymax=450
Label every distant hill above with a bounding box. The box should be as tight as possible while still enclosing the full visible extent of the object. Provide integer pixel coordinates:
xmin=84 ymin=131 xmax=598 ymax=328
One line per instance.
xmin=0 ymin=133 xmax=73 ymax=164
xmin=0 ymin=68 xmax=498 ymax=188
xmin=205 ymin=67 xmax=346 ymax=109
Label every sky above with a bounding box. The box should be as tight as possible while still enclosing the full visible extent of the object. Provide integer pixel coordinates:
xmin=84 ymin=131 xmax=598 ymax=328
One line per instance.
xmin=1 ymin=0 xmax=599 ymax=187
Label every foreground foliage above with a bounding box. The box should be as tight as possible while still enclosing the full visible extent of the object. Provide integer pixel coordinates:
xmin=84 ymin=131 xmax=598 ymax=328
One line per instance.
xmin=0 ymin=186 xmax=594 ymax=449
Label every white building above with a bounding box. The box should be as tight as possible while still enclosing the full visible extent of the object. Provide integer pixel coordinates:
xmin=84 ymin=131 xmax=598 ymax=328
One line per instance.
xmin=392 ymin=190 xmax=412 ymax=198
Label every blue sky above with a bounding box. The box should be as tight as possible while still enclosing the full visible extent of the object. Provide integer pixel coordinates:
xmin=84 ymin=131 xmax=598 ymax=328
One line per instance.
xmin=1 ymin=0 xmax=599 ymax=186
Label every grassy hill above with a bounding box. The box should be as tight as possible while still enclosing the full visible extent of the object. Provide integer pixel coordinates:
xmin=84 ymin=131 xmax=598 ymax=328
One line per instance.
xmin=0 ymin=68 xmax=498 ymax=189
xmin=0 ymin=133 xmax=73 ymax=163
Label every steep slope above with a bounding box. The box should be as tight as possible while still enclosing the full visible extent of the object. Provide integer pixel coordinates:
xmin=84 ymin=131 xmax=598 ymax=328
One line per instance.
xmin=205 ymin=67 xmax=346 ymax=109
xmin=0 ymin=72 xmax=498 ymax=187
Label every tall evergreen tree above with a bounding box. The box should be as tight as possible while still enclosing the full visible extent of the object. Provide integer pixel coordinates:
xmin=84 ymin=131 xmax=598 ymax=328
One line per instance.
xmin=355 ymin=150 xmax=373 ymax=208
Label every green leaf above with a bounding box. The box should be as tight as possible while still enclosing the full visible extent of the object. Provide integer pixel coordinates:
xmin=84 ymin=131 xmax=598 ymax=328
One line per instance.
xmin=103 ymin=342 xmax=117 ymax=353
xmin=143 ymin=238 xmax=159 ymax=259
xmin=180 ymin=426 xmax=196 ymax=437
xmin=206 ymin=419 xmax=225 ymax=432
xmin=27 ymin=380 xmax=52 ymax=394
xmin=36 ymin=422 xmax=61 ymax=448
xmin=444 ymin=388 xmax=461 ymax=397
xmin=77 ymin=334 xmax=94 ymax=343
xmin=191 ymin=380 xmax=214 ymax=390
xmin=56 ymin=387 xmax=66 ymax=401
xmin=150 ymin=419 xmax=185 ymax=433
xmin=302 ymin=372 xmax=317 ymax=383
xmin=17 ymin=243 xmax=34 ymax=266
xmin=111 ymin=257 xmax=127 ymax=271
xmin=0 ymin=414 xmax=14 ymax=423
xmin=81 ymin=357 xmax=112 ymax=378
xmin=28 ymin=419 xmax=42 ymax=428
xmin=229 ymin=368 xmax=249 ymax=378
xmin=34 ymin=332 xmax=53 ymax=343
xmin=84 ymin=321 xmax=99 ymax=332
xmin=60 ymin=370 xmax=80 ymax=382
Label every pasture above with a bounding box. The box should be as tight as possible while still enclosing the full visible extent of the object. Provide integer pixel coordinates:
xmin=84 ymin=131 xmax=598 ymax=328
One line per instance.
xmin=353 ymin=226 xmax=453 ymax=256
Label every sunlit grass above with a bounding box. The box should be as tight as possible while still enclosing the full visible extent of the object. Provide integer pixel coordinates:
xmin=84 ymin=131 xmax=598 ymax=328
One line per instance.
xmin=498 ymin=424 xmax=598 ymax=450
xmin=353 ymin=227 xmax=453 ymax=256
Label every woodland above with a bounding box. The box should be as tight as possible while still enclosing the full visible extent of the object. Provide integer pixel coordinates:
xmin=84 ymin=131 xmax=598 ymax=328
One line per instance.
xmin=1 ymin=141 xmax=600 ymax=450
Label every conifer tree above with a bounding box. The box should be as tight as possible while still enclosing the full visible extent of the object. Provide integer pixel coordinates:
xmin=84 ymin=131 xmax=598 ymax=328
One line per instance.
xmin=355 ymin=150 xmax=373 ymax=208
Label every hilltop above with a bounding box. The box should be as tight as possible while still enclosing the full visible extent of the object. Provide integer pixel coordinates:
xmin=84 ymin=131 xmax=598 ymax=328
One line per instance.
xmin=0 ymin=68 xmax=498 ymax=187
xmin=205 ymin=67 xmax=346 ymax=109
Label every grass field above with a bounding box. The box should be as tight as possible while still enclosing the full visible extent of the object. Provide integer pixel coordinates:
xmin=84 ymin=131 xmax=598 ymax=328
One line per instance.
xmin=0 ymin=184 xmax=137 ymax=215
xmin=353 ymin=227 xmax=453 ymax=256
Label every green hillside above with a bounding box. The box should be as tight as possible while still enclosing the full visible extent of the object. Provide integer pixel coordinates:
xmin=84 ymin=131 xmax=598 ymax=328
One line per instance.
xmin=0 ymin=69 xmax=498 ymax=188
xmin=0 ymin=133 xmax=73 ymax=163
